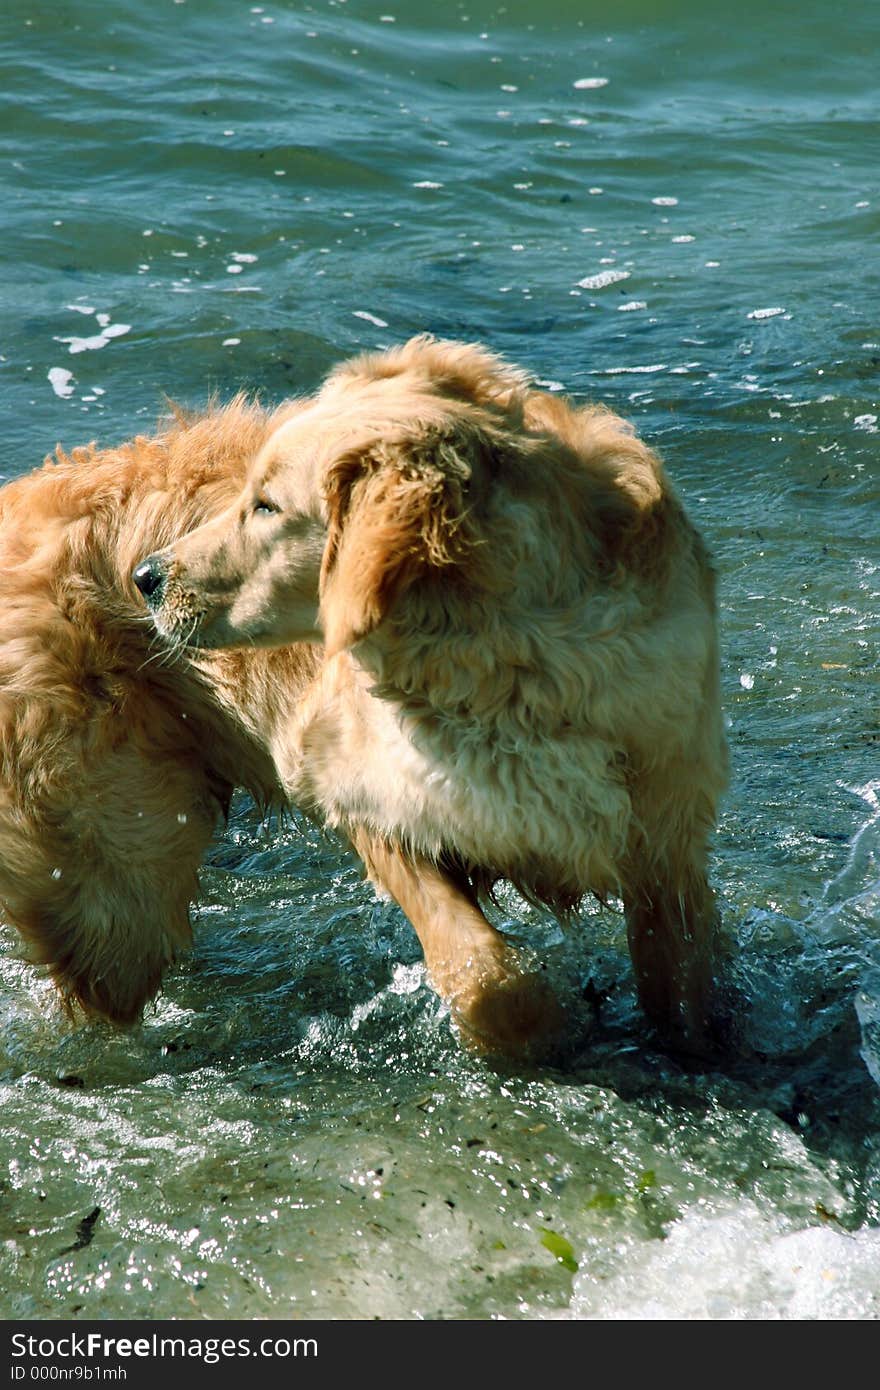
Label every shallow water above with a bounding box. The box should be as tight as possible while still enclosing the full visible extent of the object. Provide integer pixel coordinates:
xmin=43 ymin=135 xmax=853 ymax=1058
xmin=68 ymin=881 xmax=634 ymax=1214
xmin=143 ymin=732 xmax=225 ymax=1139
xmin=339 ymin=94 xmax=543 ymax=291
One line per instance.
xmin=1 ymin=0 xmax=879 ymax=1320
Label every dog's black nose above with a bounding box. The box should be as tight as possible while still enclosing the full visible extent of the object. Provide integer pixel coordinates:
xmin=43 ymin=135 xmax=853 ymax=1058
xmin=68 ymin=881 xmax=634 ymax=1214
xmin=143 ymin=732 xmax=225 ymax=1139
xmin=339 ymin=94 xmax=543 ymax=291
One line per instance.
xmin=132 ymin=555 xmax=166 ymax=604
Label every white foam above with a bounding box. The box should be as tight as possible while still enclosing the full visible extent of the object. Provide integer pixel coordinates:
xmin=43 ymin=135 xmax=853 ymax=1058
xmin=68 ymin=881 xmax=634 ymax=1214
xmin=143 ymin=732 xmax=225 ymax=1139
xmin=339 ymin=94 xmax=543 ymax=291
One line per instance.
xmin=568 ymin=1202 xmax=880 ymax=1319
xmin=574 ymin=77 xmax=608 ymax=89
xmin=59 ymin=321 xmax=130 ymax=354
xmin=48 ymin=368 xmax=75 ymax=397
xmin=353 ymin=311 xmax=389 ymax=328
xmin=577 ymin=268 xmax=630 ymax=290
xmin=597 ymin=363 xmax=667 ymax=375
xmin=63 ymin=335 xmax=108 ymax=353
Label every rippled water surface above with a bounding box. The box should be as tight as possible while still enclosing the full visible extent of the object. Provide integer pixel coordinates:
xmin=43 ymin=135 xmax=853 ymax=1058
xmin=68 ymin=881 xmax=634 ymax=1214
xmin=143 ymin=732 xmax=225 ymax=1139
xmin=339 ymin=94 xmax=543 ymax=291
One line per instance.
xmin=2 ymin=0 xmax=879 ymax=1320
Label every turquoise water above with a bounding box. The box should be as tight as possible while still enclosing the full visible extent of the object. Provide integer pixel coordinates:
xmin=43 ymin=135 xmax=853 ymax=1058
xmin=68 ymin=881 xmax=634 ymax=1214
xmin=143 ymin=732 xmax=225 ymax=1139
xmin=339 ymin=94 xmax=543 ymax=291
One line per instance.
xmin=1 ymin=0 xmax=879 ymax=1319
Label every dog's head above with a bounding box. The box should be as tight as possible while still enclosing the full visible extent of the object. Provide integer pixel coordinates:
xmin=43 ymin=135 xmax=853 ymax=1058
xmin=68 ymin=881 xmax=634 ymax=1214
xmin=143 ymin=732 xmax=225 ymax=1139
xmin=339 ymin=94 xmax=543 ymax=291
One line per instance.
xmin=134 ymin=335 xmax=667 ymax=656
xmin=132 ymin=401 xmax=329 ymax=651
xmin=134 ymin=337 xmax=528 ymax=655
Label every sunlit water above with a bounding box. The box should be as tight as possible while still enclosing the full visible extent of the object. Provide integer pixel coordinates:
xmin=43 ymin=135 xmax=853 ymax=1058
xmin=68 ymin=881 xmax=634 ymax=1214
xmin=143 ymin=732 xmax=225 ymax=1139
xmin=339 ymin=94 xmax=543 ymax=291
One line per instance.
xmin=1 ymin=0 xmax=878 ymax=1320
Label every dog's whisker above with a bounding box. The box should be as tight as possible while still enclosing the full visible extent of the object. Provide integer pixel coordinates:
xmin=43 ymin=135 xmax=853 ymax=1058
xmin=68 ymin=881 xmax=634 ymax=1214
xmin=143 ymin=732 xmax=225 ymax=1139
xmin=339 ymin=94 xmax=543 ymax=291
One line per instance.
xmin=136 ymin=642 xmax=172 ymax=675
xmin=136 ymin=621 xmax=196 ymax=674
xmin=137 ymin=630 xmax=183 ymax=674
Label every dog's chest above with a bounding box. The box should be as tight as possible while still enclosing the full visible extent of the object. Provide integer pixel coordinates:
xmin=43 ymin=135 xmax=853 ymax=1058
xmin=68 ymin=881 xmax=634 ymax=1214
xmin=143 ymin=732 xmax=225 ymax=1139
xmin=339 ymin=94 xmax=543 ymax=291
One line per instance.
xmin=290 ymin=664 xmax=632 ymax=889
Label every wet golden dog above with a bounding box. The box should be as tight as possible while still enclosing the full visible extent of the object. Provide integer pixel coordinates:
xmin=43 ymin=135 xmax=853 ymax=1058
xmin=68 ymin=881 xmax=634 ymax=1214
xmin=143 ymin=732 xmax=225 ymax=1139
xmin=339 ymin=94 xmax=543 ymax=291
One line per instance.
xmin=130 ymin=336 xmax=729 ymax=1054
xmin=0 ymin=400 xmax=321 ymax=1024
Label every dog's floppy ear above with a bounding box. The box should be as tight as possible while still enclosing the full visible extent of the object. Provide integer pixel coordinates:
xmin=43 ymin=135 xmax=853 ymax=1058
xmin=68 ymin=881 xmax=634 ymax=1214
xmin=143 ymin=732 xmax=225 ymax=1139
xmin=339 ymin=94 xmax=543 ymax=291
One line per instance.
xmin=319 ymin=421 xmax=483 ymax=654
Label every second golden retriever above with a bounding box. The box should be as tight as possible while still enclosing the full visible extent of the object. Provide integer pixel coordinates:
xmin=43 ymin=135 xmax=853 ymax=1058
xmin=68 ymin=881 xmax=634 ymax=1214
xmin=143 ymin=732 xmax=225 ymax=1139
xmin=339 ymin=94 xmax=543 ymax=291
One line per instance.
xmin=0 ymin=401 xmax=310 ymax=1023
xmin=131 ymin=336 xmax=729 ymax=1055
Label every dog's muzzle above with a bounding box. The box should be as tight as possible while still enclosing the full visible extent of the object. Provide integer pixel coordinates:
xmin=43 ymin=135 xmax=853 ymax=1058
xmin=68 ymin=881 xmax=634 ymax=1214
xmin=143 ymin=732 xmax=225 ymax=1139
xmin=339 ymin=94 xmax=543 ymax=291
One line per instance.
xmin=132 ymin=555 xmax=167 ymax=607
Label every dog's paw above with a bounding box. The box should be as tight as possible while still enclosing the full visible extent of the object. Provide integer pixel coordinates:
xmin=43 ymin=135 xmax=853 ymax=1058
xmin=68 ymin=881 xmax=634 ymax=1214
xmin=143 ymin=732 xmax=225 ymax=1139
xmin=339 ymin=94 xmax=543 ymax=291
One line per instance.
xmin=450 ymin=967 xmax=570 ymax=1064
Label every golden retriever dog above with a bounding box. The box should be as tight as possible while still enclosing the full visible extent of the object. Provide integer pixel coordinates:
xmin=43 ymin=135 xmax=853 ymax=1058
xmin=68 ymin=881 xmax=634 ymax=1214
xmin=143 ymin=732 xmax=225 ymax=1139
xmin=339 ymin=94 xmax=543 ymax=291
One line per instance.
xmin=129 ymin=335 xmax=729 ymax=1056
xmin=0 ymin=401 xmax=320 ymax=1024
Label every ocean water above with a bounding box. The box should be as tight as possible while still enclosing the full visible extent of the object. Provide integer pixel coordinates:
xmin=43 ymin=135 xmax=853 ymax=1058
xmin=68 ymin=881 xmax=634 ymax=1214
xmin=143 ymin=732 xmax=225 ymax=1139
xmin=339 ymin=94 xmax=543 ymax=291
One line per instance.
xmin=1 ymin=0 xmax=878 ymax=1320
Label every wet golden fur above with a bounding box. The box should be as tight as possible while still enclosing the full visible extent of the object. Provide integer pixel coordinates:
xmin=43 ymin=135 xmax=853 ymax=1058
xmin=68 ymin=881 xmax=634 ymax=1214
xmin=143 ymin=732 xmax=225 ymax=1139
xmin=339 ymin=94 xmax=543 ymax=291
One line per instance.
xmin=136 ymin=337 xmax=729 ymax=1054
xmin=0 ymin=401 xmax=320 ymax=1023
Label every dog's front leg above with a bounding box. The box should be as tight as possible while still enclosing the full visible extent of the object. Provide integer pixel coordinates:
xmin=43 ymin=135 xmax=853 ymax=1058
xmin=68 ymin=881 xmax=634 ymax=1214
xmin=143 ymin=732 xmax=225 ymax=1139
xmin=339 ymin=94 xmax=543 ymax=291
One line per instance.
xmin=349 ymin=828 xmax=566 ymax=1060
